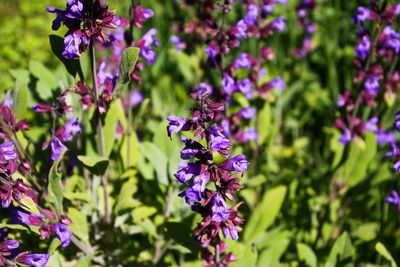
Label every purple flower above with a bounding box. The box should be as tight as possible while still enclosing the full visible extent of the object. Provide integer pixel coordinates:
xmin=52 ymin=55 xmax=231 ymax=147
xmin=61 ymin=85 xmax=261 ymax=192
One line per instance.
xmin=244 ymin=4 xmax=258 ymax=25
xmin=365 ymin=117 xmax=378 ymax=132
xmin=233 ymin=20 xmax=248 ymax=39
xmin=62 ymin=32 xmax=88 ymax=59
xmin=382 ymin=26 xmax=400 ymax=53
xmin=50 ymin=137 xmax=68 ymax=161
xmin=174 ymin=162 xmax=201 ymax=184
xmin=353 ymin=7 xmax=375 ymax=24
xmin=355 ymin=35 xmax=371 ymax=59
xmin=243 ymin=127 xmax=258 ymax=142
xmin=130 ymin=90 xmax=144 ymax=108
xmin=1 ymin=239 xmax=19 ymax=250
xmin=339 ymin=128 xmax=352 ymax=144
xmin=222 ymin=223 xmax=239 ymax=240
xmin=205 ymin=43 xmax=218 ymax=60
xmin=0 ymin=141 xmax=17 ymax=161
xmin=170 ymin=35 xmax=186 ymax=51
xmin=376 ymin=130 xmax=396 ymax=145
xmin=3 ymin=92 xmax=13 ymax=107
xmin=270 ymin=77 xmax=286 ymax=92
xmin=394 ymin=112 xmax=400 ymax=131
xmin=226 ymin=154 xmax=249 ymax=175
xmin=211 ymin=194 xmax=230 ymax=222
xmin=139 ymin=28 xmax=158 ymax=64
xmin=194 ymin=82 xmax=213 ymax=96
xmin=364 ymin=76 xmax=380 ymax=95
xmin=386 ymin=143 xmax=400 ymax=171
xmin=167 ymin=116 xmax=191 ymax=139
xmin=239 ymin=107 xmax=256 ymax=120
xmin=271 ymin=16 xmax=286 ymax=32
xmin=262 ymin=5 xmax=273 ymax=17
xmin=222 ymin=74 xmax=236 ymax=95
xmin=19 ymin=253 xmax=50 ymax=267
xmin=180 ymin=137 xmax=202 ymax=160
xmin=179 ymin=173 xmax=209 ymax=203
xmin=237 ymin=78 xmax=253 ymax=99
xmin=61 ymin=118 xmax=82 ymax=142
xmin=53 ymin=223 xmax=72 ymax=248
xmin=209 ymin=125 xmax=230 ymax=152
xmin=233 ymin=53 xmax=251 ymax=70
xmin=385 ymin=190 xmax=400 ymax=213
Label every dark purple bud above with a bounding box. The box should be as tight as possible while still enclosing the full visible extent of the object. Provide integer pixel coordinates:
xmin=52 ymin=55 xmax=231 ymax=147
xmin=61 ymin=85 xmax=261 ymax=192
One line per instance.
xmin=32 ymin=103 xmax=51 ymax=113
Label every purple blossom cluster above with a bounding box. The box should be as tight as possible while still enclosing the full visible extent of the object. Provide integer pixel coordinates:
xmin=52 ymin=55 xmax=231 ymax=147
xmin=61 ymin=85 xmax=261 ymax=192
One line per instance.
xmin=335 ymin=1 xmax=400 ymax=145
xmin=167 ymin=89 xmax=249 ymax=266
xmin=170 ymin=1 xmax=287 ymax=145
xmin=48 ymin=0 xmax=116 ymax=59
xmin=293 ymin=0 xmax=317 ymax=58
xmin=32 ymin=91 xmax=82 ymax=161
xmin=0 ymin=103 xmax=73 ymax=266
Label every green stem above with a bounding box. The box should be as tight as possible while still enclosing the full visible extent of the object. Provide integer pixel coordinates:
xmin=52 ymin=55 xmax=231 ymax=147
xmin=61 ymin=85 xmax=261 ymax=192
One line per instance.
xmin=89 ymin=40 xmax=110 ymax=224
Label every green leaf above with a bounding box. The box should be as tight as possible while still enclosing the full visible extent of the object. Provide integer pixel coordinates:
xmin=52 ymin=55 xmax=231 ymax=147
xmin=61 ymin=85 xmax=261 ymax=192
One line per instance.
xmin=48 ymin=150 xmax=65 ymax=214
xmin=341 ymin=132 xmax=377 ymax=187
xmin=68 ymin=208 xmax=90 ymax=244
xmin=114 ymin=47 xmax=140 ymax=97
xmin=0 ymin=223 xmax=29 ymax=231
xmin=229 ymin=242 xmax=258 ymax=267
xmin=325 ymin=232 xmax=355 ymax=267
xmin=77 ymin=155 xmax=109 ymax=176
xmin=138 ymin=142 xmax=169 ymax=185
xmin=19 ymin=196 xmax=40 ymax=215
xmin=244 ymin=185 xmax=287 ymax=242
xmin=256 ymin=239 xmax=289 ymax=267
xmin=375 ymin=242 xmax=398 ymax=267
xmin=296 ymin=243 xmax=317 ymax=267
xmin=13 ymin=80 xmax=28 ymax=120
xmin=114 ymin=177 xmax=140 ymax=215
xmin=103 ymin=100 xmax=120 ymax=157
xmin=49 ymin=35 xmax=84 ymax=80
xmin=48 ymin=238 xmax=62 ymax=254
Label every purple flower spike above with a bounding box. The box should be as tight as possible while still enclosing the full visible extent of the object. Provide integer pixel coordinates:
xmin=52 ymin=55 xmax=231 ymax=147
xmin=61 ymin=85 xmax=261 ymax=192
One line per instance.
xmin=53 ymin=223 xmax=72 ymax=248
xmin=226 ymin=154 xmax=249 ymax=175
xmin=211 ymin=194 xmax=230 ymax=222
xmin=50 ymin=137 xmax=68 ymax=161
xmin=385 ymin=190 xmax=400 ymax=213
xmin=167 ymin=116 xmax=191 ymax=139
